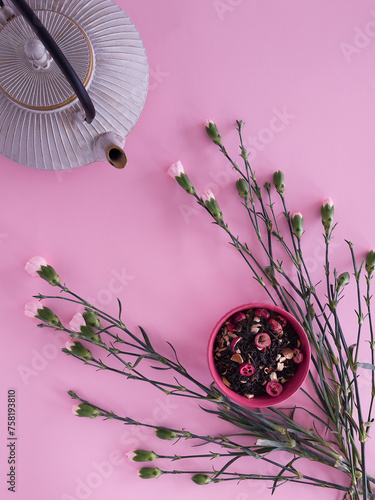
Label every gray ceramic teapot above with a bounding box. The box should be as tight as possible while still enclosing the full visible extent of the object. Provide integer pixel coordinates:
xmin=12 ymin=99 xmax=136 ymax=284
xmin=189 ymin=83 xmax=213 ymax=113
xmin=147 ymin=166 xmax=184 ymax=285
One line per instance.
xmin=0 ymin=0 xmax=149 ymax=170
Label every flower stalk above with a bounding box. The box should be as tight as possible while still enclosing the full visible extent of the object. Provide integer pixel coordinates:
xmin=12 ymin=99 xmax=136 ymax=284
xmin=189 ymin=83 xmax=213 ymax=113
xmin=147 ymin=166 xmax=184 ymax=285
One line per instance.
xmin=26 ymin=121 xmax=375 ymax=498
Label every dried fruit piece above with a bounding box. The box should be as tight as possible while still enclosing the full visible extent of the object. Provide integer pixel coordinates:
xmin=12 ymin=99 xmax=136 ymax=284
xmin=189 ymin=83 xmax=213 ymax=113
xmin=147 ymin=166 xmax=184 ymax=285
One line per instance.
xmin=269 ymin=371 xmax=278 ymax=381
xmin=293 ymin=348 xmax=304 ymax=364
xmin=254 ymin=333 xmax=271 ymax=349
xmin=277 ymin=315 xmax=287 ymax=327
xmin=266 ymin=381 xmax=283 ymax=397
xmin=268 ymin=318 xmax=282 ymax=333
xmin=226 ymin=322 xmax=236 ymax=332
xmin=222 ymin=377 xmax=231 ymax=387
xmin=250 ymin=324 xmax=261 ymax=333
xmin=282 ymin=348 xmax=293 ymax=359
xmin=239 ymin=363 xmax=255 ymax=376
xmin=231 ymin=337 xmax=241 ymax=352
xmin=254 ymin=308 xmax=270 ymax=319
xmin=233 ymin=312 xmax=246 ymax=323
xmin=231 ymin=353 xmax=244 ymax=363
xmin=244 ymin=393 xmax=254 ymax=399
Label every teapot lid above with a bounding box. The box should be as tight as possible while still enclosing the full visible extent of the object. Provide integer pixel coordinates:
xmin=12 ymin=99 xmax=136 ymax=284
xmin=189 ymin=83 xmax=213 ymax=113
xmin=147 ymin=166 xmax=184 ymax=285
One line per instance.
xmin=0 ymin=0 xmax=149 ymax=170
xmin=0 ymin=11 xmax=93 ymax=110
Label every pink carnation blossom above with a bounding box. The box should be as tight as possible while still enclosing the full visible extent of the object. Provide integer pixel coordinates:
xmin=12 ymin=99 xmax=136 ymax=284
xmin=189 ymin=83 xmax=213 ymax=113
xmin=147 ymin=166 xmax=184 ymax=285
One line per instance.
xmin=201 ymin=189 xmax=215 ymax=203
xmin=65 ymin=339 xmax=76 ymax=351
xmin=72 ymin=405 xmax=80 ymax=416
xmin=24 ymin=256 xmax=47 ymax=277
xmin=290 ymin=212 xmax=302 ymax=220
xmin=167 ymin=161 xmax=184 ymax=179
xmin=68 ymin=313 xmax=86 ymax=333
xmin=24 ymin=301 xmax=42 ymax=318
xmin=322 ymin=197 xmax=333 ymax=207
xmin=125 ymin=450 xmax=136 ymax=461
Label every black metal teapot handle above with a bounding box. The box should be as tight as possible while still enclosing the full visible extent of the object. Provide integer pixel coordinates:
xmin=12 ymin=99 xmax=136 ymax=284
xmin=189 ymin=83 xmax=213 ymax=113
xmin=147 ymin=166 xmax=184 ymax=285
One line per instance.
xmin=7 ymin=0 xmax=95 ymax=123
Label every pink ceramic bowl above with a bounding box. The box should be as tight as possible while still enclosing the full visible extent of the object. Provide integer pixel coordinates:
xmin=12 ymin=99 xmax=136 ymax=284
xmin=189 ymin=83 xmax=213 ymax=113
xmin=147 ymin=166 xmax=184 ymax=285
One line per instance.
xmin=208 ymin=303 xmax=311 ymax=408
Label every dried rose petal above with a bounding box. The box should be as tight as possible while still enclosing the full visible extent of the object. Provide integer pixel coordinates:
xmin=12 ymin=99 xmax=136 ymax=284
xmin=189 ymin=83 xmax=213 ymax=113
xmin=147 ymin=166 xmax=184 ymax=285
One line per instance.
xmin=267 ymin=318 xmax=282 ymax=333
xmin=232 ymin=312 xmax=246 ymax=323
xmin=254 ymin=333 xmax=271 ymax=349
xmin=266 ymin=381 xmax=283 ymax=397
xmin=239 ymin=363 xmax=255 ymax=377
xmin=254 ymin=308 xmax=270 ymax=319
xmin=231 ymin=337 xmax=241 ymax=352
xmin=293 ymin=348 xmax=304 ymax=364
xmin=277 ymin=315 xmax=287 ymax=328
xmin=226 ymin=322 xmax=236 ymax=332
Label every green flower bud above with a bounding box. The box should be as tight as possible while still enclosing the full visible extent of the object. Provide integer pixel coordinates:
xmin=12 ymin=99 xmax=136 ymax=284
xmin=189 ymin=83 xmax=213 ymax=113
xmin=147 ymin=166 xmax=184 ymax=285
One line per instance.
xmin=79 ymin=324 xmax=102 ymax=344
xmin=240 ymin=146 xmax=249 ymax=160
xmin=202 ymin=190 xmax=223 ymax=222
xmin=336 ymin=272 xmax=350 ymax=292
xmin=205 ymin=120 xmax=222 ymax=146
xmin=366 ymin=250 xmax=375 ymax=276
xmin=168 ymin=161 xmax=195 ymax=195
xmin=264 ymin=181 xmax=271 ymax=194
xmin=155 ymin=428 xmax=177 ymax=440
xmin=321 ymin=198 xmax=334 ymax=232
xmin=137 ymin=467 xmax=163 ymax=479
xmin=72 ymin=403 xmax=100 ymax=418
xmin=64 ymin=340 xmax=93 ymax=361
xmin=83 ymin=310 xmax=101 ymax=328
xmin=176 ymin=173 xmax=195 ymax=195
xmin=36 ymin=306 xmax=61 ymax=326
xmin=236 ymin=178 xmax=249 ymax=199
xmin=68 ymin=390 xmax=78 ymax=399
xmin=273 ymin=170 xmax=285 ymax=195
xmin=206 ymin=200 xmax=223 ymax=222
xmin=236 ymin=120 xmax=244 ymax=129
xmin=291 ymin=212 xmax=304 ymax=239
xmin=127 ymin=450 xmax=159 ymax=462
xmin=191 ymin=474 xmax=212 ymax=485
xmin=38 ymin=265 xmax=61 ymax=286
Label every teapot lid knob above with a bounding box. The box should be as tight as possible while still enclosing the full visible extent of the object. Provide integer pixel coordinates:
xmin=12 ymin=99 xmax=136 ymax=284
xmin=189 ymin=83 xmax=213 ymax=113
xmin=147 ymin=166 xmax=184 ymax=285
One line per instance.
xmin=24 ymin=39 xmax=45 ymax=60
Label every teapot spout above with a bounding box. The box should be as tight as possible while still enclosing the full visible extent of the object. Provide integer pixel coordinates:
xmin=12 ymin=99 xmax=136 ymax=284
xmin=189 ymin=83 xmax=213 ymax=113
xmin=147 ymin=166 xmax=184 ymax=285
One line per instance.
xmin=106 ymin=145 xmax=127 ymax=169
xmin=94 ymin=132 xmax=127 ymax=169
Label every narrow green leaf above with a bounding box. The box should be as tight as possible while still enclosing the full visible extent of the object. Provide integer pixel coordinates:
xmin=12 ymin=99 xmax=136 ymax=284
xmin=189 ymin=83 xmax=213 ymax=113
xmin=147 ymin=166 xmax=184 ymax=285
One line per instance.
xmin=132 ymin=355 xmax=145 ymax=369
xmin=357 ymin=362 xmax=375 ymax=370
xmin=271 ymin=456 xmax=299 ymax=495
xmin=138 ymin=326 xmax=153 ymax=349
xmin=117 ymin=297 xmax=123 ymax=322
xmin=166 ymin=341 xmax=183 ymax=367
xmin=213 ymin=455 xmax=241 ymax=479
xmin=343 ymin=410 xmax=360 ymax=432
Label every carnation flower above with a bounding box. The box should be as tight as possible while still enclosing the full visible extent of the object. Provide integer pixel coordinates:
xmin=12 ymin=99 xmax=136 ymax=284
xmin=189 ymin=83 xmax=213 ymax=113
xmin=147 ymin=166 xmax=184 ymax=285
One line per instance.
xmin=24 ymin=301 xmax=60 ymax=326
xmin=201 ymin=190 xmax=223 ymax=222
xmin=24 ymin=256 xmax=47 ymax=277
xmin=25 ymin=256 xmax=60 ymax=285
xmin=167 ymin=161 xmax=195 ymax=195
xmin=24 ymin=301 xmax=42 ymax=318
xmin=167 ymin=160 xmax=185 ymax=179
xmin=68 ymin=313 xmax=86 ymax=333
xmin=201 ymin=189 xmax=215 ymax=203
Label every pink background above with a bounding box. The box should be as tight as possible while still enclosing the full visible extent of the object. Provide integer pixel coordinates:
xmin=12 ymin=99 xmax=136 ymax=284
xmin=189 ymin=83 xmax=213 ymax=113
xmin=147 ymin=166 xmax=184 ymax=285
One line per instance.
xmin=1 ymin=0 xmax=375 ymax=498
